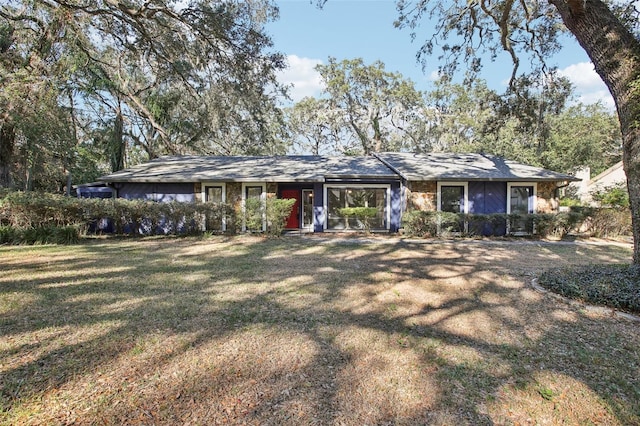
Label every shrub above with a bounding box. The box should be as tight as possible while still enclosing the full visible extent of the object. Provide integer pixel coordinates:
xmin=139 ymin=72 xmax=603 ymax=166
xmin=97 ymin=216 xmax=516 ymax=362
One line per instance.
xmin=244 ymin=197 xmax=265 ymax=232
xmin=402 ymin=211 xmax=466 ymax=237
xmin=591 ymin=183 xmax=629 ymax=209
xmin=583 ymin=208 xmax=632 ymax=238
xmin=403 ymin=210 xmax=593 ymax=239
xmin=266 ymin=198 xmax=296 ymax=236
xmin=52 ymin=226 xmax=81 ymax=244
xmin=338 ymin=207 xmax=379 ymax=233
xmin=0 ymin=225 xmax=18 ymax=244
xmin=0 ymin=225 xmax=80 ymax=245
xmin=401 ymin=211 xmax=438 ymax=237
xmin=539 ymin=264 xmax=640 ymax=314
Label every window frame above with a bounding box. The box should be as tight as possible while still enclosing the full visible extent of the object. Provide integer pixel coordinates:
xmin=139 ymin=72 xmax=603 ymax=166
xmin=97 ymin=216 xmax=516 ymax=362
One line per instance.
xmin=323 ymin=184 xmax=391 ymax=231
xmin=436 ymin=182 xmax=469 ymax=214
xmin=201 ymin=182 xmax=227 ymax=231
xmin=436 ymin=181 xmax=469 ymax=234
xmin=506 ymin=182 xmax=537 ymax=214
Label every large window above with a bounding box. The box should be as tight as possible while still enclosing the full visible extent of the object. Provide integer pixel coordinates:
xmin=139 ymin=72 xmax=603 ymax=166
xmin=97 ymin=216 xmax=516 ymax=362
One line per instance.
xmin=325 ymin=186 xmax=389 ymax=230
xmin=437 ymin=182 xmax=469 ymax=213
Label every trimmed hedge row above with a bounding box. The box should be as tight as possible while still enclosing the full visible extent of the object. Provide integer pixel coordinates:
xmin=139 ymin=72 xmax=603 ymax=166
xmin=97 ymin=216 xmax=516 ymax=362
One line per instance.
xmin=1 ymin=191 xmax=632 ymax=243
xmin=401 ymin=208 xmax=631 ymax=239
xmin=0 ymin=192 xmax=296 ymax=243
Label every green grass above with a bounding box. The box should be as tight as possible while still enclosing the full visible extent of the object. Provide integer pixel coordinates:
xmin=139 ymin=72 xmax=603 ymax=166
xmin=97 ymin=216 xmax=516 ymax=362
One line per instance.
xmin=0 ymin=236 xmax=638 ymax=425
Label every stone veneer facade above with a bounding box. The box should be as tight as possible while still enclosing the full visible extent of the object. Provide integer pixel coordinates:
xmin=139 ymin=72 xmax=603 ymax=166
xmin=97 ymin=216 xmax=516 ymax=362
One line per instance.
xmin=406 ymin=181 xmax=437 ymax=212
xmin=404 ymin=180 xmax=559 ymax=214
xmin=535 ymin=181 xmax=558 ymax=213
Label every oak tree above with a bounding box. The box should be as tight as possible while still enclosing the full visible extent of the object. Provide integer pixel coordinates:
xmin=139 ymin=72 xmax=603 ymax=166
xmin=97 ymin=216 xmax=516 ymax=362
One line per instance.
xmin=395 ymin=0 xmax=640 ymax=263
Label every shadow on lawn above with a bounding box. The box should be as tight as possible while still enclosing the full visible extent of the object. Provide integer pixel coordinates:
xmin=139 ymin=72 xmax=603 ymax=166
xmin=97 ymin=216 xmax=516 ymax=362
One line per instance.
xmin=0 ymin=237 xmax=637 ymax=424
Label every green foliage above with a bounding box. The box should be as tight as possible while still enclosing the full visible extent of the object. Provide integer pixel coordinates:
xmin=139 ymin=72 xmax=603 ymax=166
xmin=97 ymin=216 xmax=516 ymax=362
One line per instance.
xmin=539 ymin=264 xmax=640 ymax=314
xmin=0 ymin=225 xmax=80 ymax=245
xmin=0 ymin=191 xmax=86 ymax=227
xmin=1 ymin=0 xmax=288 ymax=189
xmin=401 ymin=211 xmax=465 ymax=237
xmin=401 ymin=210 xmax=438 ymax=237
xmin=401 ymin=209 xmax=628 ymax=240
xmin=584 ymin=208 xmax=632 ymax=238
xmin=338 ymin=207 xmax=379 ymax=233
xmin=243 ymin=198 xmax=265 ymax=232
xmin=591 ymin=183 xmax=630 ymax=209
xmin=266 ymin=198 xmax=296 ymax=236
xmin=0 ymin=190 xmax=234 ymax=238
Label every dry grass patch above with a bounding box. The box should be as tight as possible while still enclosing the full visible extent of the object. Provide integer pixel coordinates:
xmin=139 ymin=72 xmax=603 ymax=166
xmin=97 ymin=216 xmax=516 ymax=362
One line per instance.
xmin=0 ymin=236 xmax=638 ymax=425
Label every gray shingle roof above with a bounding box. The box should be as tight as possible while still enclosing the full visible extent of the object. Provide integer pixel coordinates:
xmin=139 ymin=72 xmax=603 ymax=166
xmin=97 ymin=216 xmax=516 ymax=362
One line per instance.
xmin=99 ymin=155 xmax=398 ymax=183
xmin=376 ymin=152 xmax=579 ymax=182
xmin=99 ymin=153 xmax=578 ymax=184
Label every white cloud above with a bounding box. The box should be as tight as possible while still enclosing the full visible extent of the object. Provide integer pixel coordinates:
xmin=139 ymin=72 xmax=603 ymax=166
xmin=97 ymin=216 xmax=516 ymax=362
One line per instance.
xmin=276 ymin=55 xmax=325 ymax=103
xmin=558 ymin=62 xmax=615 ymax=111
xmin=428 ymin=70 xmax=441 ymax=81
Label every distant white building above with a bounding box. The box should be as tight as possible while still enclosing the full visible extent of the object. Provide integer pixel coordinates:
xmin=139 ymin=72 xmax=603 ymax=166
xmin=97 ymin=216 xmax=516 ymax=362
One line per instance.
xmin=572 ymin=161 xmax=626 ymax=205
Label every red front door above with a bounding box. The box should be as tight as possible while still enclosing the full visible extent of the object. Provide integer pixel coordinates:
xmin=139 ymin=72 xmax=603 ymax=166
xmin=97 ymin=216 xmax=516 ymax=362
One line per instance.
xmin=281 ymin=189 xmax=301 ymax=229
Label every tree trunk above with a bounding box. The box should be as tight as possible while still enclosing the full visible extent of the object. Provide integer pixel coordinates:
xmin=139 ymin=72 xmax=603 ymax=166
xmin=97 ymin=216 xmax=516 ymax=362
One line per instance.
xmin=110 ymin=110 xmax=125 ymax=172
xmin=549 ymin=0 xmax=640 ymax=264
xmin=0 ymin=123 xmax=15 ymax=188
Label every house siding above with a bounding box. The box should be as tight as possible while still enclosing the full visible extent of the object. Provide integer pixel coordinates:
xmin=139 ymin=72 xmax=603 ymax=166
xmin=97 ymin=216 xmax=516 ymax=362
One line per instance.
xmin=468 ymin=182 xmax=507 ymax=214
xmin=118 ymin=183 xmax=195 ymax=202
xmin=390 ymin=181 xmax=401 ymax=232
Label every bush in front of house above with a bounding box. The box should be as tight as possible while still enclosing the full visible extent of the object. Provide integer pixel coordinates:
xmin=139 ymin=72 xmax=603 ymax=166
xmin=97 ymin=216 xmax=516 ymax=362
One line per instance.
xmin=401 ymin=211 xmax=465 ymax=237
xmin=0 ymin=191 xmax=86 ymax=228
xmin=401 ymin=208 xmax=628 ymax=239
xmin=337 ymin=207 xmax=379 ymax=233
xmin=0 ymin=191 xmax=236 ymax=242
xmin=539 ymin=264 xmax=640 ymax=314
xmin=581 ymin=207 xmax=632 ymax=238
xmin=266 ymin=198 xmax=296 ymax=236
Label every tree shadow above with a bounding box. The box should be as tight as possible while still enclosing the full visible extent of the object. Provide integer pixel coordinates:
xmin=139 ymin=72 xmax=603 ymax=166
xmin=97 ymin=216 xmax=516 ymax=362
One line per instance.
xmin=0 ymin=236 xmax=637 ymax=424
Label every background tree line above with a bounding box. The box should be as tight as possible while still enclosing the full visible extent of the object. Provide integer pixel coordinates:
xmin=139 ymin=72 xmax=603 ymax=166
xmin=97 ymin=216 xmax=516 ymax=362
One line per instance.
xmin=1 ymin=0 xmax=288 ymax=192
xmin=0 ymin=0 xmax=636 ymax=262
xmin=285 ymin=58 xmax=621 ymax=176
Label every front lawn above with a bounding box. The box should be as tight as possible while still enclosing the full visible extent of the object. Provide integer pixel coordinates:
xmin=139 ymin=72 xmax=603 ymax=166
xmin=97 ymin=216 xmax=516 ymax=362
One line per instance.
xmin=0 ymin=236 xmax=638 ymax=425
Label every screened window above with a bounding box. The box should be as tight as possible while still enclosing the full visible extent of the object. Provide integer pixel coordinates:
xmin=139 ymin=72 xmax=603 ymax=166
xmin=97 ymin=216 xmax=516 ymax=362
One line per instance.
xmin=246 ymin=186 xmax=262 ymax=200
xmin=437 ymin=183 xmax=468 ymax=234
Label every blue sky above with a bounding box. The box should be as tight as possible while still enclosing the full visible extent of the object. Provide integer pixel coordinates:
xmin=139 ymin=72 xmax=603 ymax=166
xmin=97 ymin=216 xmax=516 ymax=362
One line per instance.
xmin=266 ymin=0 xmax=614 ymax=109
